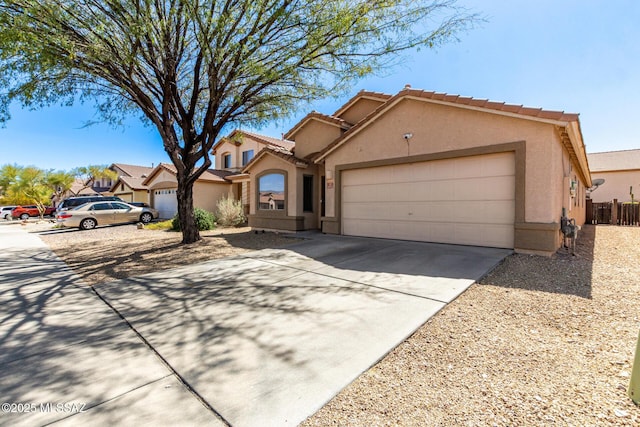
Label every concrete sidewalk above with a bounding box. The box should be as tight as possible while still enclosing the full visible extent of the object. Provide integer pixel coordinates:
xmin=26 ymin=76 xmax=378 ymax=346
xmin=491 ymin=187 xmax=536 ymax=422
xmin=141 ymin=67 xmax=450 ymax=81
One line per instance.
xmin=0 ymin=224 xmax=223 ymax=426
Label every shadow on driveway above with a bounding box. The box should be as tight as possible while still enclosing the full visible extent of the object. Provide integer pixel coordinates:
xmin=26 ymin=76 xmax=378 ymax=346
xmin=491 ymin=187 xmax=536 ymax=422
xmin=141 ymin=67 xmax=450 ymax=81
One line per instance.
xmin=94 ymin=234 xmax=510 ymax=426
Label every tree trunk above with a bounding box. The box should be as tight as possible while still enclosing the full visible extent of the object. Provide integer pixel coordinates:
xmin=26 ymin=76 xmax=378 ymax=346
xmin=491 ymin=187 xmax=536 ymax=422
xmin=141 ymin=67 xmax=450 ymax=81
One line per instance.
xmin=176 ymin=170 xmax=201 ymax=244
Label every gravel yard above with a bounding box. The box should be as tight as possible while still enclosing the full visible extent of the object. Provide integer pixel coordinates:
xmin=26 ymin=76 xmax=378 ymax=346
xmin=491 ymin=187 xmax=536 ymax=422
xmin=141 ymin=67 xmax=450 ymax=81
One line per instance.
xmin=32 ymin=222 xmax=640 ymax=425
xmin=37 ymin=224 xmax=299 ymax=285
xmin=302 ymin=225 xmax=640 ymax=426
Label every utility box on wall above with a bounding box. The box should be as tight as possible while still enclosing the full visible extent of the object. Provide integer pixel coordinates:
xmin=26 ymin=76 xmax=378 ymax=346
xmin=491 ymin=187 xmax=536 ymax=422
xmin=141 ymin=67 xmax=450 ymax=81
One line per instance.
xmin=630 ymin=330 xmax=640 ymax=405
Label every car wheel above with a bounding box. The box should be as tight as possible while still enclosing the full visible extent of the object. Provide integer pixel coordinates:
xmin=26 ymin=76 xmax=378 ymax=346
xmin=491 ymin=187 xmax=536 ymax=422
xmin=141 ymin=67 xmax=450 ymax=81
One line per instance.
xmin=140 ymin=212 xmax=153 ymax=224
xmin=20 ymin=213 xmax=29 ymax=220
xmin=79 ymin=218 xmax=97 ymax=230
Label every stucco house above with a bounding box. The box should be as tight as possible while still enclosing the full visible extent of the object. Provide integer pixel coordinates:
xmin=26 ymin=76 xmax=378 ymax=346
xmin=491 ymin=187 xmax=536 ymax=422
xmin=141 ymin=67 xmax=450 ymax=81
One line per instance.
xmin=212 ymin=129 xmax=295 ymax=214
xmin=142 ymin=163 xmax=235 ymax=218
xmin=108 ymin=163 xmax=155 ymax=203
xmin=241 ymin=87 xmax=591 ymax=255
xmin=587 ymin=149 xmax=640 ymax=203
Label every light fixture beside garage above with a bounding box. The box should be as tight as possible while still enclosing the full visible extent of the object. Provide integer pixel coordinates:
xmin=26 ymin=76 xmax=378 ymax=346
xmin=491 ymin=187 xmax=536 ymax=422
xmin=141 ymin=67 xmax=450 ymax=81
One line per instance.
xmin=403 ymin=133 xmax=413 ymax=140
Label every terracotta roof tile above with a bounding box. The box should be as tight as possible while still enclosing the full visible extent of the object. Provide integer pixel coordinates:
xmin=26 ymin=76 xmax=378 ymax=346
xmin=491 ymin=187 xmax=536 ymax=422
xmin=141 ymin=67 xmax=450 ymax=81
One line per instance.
xmin=332 ymin=90 xmax=392 ymax=117
xmin=284 ymin=112 xmax=351 ymax=140
xmin=315 ymin=87 xmax=582 ymax=163
xmin=212 ymin=129 xmax=294 ymax=153
xmin=111 ymin=163 xmax=154 ymax=178
xmin=242 ymin=145 xmax=308 ymax=172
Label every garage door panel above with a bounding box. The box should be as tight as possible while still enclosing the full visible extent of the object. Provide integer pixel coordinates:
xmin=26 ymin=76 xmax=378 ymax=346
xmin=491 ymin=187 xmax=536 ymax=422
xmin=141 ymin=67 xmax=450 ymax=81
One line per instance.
xmin=341 ymin=153 xmax=515 ymax=248
xmin=343 ymin=200 xmax=514 ymax=225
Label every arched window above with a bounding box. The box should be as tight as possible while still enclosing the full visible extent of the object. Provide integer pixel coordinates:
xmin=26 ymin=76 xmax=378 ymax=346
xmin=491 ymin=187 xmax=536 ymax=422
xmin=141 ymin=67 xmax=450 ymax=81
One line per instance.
xmin=258 ymin=173 xmax=285 ymax=210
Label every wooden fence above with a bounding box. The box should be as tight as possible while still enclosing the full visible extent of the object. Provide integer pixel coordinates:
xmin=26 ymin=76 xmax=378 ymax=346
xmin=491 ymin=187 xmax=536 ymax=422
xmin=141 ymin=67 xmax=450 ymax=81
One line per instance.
xmin=587 ymin=199 xmax=640 ymax=225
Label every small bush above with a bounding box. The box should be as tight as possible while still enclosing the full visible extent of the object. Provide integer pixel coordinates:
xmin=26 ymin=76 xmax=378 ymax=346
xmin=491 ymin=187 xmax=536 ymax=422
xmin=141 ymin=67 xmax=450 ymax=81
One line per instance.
xmin=171 ymin=207 xmax=216 ymax=231
xmin=216 ymin=196 xmax=246 ymax=227
xmin=145 ymin=219 xmax=174 ymax=231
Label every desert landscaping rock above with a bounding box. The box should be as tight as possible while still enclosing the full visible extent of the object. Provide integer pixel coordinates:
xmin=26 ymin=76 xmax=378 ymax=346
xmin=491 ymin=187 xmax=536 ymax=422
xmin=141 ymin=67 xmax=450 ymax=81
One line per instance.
xmin=301 ymin=225 xmax=640 ymax=426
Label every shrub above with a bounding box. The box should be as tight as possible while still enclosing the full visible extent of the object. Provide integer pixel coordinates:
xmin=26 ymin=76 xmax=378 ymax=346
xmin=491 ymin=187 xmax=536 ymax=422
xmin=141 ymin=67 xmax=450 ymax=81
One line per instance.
xmin=171 ymin=207 xmax=216 ymax=231
xmin=216 ymin=196 xmax=246 ymax=227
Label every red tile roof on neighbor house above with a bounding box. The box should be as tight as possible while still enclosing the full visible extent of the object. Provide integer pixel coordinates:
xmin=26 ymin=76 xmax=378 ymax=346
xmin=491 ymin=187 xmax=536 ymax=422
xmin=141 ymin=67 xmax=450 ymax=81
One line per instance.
xmin=315 ymin=87 xmax=582 ymax=163
xmin=142 ymin=163 xmax=235 ymax=186
xmin=588 ymin=149 xmax=640 ymax=172
xmin=111 ymin=163 xmax=154 ymax=178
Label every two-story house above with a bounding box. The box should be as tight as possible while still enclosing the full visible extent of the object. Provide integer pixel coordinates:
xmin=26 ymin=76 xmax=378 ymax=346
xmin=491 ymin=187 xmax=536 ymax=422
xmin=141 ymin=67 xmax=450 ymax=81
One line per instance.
xmin=239 ymin=87 xmax=591 ymax=255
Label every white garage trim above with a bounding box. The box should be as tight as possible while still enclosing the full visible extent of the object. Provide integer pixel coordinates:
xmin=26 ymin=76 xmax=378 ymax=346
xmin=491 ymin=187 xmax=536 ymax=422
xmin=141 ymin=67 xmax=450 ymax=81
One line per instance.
xmin=341 ymin=152 xmax=516 ymax=248
xmin=154 ymin=188 xmax=178 ymax=219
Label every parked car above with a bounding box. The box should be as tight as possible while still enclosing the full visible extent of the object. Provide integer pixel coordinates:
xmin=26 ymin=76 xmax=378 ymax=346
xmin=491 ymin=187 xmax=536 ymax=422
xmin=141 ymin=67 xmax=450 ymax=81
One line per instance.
xmin=11 ymin=205 xmax=56 ymax=220
xmin=56 ymin=195 xmax=123 ymax=215
xmin=57 ymin=201 xmax=159 ymax=230
xmin=129 ymin=202 xmax=150 ymax=208
xmin=0 ymin=205 xmax=17 ymax=220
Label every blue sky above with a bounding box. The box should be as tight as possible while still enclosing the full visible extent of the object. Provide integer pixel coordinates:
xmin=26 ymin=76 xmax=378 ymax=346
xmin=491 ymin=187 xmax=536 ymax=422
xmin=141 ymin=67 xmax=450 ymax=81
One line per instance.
xmin=1 ymin=0 xmax=638 ymax=171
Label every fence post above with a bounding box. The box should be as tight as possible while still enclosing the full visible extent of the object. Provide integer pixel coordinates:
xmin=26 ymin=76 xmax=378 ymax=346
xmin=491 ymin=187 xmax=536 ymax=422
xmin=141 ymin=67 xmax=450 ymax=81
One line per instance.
xmin=630 ymin=329 xmax=640 ymax=405
xmin=611 ymin=199 xmax=618 ymax=225
xmin=586 ymin=199 xmax=593 ymax=224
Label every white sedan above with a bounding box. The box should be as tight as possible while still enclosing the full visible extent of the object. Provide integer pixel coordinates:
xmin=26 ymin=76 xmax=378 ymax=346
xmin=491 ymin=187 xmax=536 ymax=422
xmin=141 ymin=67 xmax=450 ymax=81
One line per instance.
xmin=57 ymin=201 xmax=159 ymax=230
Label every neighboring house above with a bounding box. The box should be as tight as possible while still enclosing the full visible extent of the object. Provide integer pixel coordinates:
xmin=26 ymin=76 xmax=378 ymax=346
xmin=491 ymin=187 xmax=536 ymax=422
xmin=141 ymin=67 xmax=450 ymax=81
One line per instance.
xmin=587 ymin=149 xmax=640 ymax=203
xmin=109 ymin=163 xmax=155 ymax=203
xmin=142 ymin=163 xmax=235 ymax=218
xmin=212 ymin=129 xmax=295 ymax=214
xmin=240 ymin=87 xmax=591 ymax=255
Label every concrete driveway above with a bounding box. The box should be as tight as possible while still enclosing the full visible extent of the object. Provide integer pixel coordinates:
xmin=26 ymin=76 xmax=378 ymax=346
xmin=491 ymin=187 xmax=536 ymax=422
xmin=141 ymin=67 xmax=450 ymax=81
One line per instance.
xmin=0 ymin=225 xmax=510 ymax=426
xmin=94 ymin=233 xmax=510 ymax=426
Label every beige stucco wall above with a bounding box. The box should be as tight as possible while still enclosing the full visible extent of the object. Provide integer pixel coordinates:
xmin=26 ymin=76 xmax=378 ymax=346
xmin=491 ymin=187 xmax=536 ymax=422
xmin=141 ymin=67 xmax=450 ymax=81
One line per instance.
xmin=292 ymin=120 xmax=343 ymax=159
xmin=589 ymin=170 xmax=640 ymax=203
xmin=113 ymin=188 xmax=149 ymax=204
xmin=193 ymin=182 xmax=234 ymax=213
xmin=323 ymin=98 xmax=582 ymax=226
xmin=145 ymin=169 xmax=233 ymax=214
xmin=338 ymin=98 xmax=385 ymax=125
xmin=214 ymin=137 xmax=262 ymax=170
xmin=246 ymin=154 xmax=320 ymax=230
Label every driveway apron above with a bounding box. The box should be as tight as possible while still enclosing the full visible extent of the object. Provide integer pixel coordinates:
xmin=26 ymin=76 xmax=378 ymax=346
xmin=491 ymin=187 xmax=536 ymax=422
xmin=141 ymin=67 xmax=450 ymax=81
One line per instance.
xmin=92 ymin=233 xmax=511 ymax=427
xmin=0 ymin=225 xmax=223 ymax=426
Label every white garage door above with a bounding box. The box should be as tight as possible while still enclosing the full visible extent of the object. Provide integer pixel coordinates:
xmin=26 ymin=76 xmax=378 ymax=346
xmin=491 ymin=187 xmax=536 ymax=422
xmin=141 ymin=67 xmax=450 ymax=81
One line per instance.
xmin=154 ymin=189 xmax=178 ymax=219
xmin=341 ymin=152 xmax=515 ymax=248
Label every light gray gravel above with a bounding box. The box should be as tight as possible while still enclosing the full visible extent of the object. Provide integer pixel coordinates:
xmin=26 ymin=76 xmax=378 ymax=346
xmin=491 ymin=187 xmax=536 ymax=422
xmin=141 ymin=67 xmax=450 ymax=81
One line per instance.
xmin=302 ymin=225 xmax=640 ymax=426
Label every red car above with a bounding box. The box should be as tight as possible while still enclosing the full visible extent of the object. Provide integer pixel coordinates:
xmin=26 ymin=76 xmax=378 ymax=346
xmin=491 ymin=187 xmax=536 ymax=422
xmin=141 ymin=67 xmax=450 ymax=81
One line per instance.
xmin=11 ymin=205 xmax=56 ymax=220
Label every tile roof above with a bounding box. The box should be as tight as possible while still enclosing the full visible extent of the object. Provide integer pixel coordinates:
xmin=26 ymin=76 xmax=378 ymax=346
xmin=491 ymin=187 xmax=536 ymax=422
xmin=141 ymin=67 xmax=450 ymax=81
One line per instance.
xmin=143 ymin=163 xmax=234 ymax=185
xmin=588 ymin=149 xmax=640 ymax=172
xmin=333 ymin=90 xmax=393 ymax=117
xmin=402 ymin=89 xmax=580 ymax=122
xmin=118 ymin=176 xmax=149 ymax=190
xmin=212 ymin=129 xmax=295 ymax=153
xmin=111 ymin=163 xmax=155 ymax=178
xmin=315 ymin=87 xmax=582 ymax=163
xmin=284 ymin=112 xmax=352 ymax=140
xmin=241 ymin=145 xmax=309 ymax=172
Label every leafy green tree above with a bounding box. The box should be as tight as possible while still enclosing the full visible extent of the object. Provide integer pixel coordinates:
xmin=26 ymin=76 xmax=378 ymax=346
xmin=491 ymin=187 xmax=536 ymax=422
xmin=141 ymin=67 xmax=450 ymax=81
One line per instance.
xmin=47 ymin=170 xmax=76 ymax=203
xmin=0 ymin=163 xmax=30 ymax=204
xmin=0 ymin=0 xmax=477 ymax=243
xmin=11 ymin=166 xmax=51 ymax=218
xmin=71 ymin=165 xmax=118 ymax=195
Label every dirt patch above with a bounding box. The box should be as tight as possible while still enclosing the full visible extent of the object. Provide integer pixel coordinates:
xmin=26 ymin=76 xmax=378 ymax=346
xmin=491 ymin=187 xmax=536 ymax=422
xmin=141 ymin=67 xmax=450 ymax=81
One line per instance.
xmin=39 ymin=225 xmax=300 ymax=285
xmin=302 ymin=225 xmax=640 ymax=426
